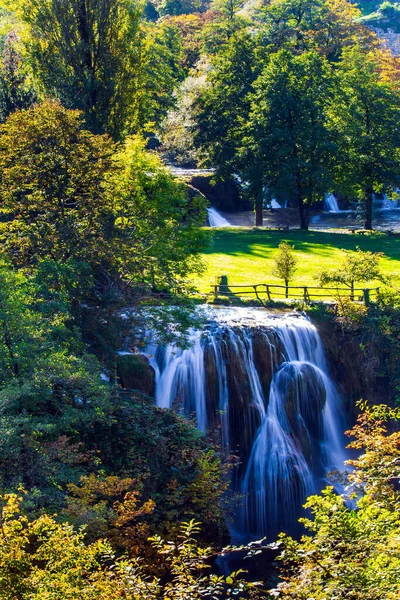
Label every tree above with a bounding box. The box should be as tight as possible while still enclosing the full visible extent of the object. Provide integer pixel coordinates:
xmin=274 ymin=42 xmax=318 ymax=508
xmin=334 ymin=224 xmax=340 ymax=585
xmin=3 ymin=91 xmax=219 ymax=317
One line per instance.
xmin=0 ymin=31 xmax=37 ymax=121
xmin=329 ymin=46 xmax=400 ymax=230
xmin=271 ymin=403 xmax=400 ymax=599
xmin=0 ymin=101 xmax=209 ymax=293
xmin=109 ymin=136 xmax=209 ymax=292
xmin=0 ymin=261 xmax=113 ymax=492
xmin=14 ymin=0 xmax=142 ymax=138
xmin=241 ymin=50 xmax=334 ymax=229
xmin=129 ymin=21 xmax=185 ymax=135
xmin=161 ymin=67 xmax=207 ymax=165
xmin=194 ymin=32 xmax=259 ymax=216
xmin=318 ymin=247 xmax=386 ymax=299
xmin=272 ymin=242 xmax=298 ymax=298
xmin=202 ymin=0 xmax=248 ymax=55
xmin=258 ymin=0 xmax=375 ymax=60
xmin=0 ymin=100 xmax=117 ymax=273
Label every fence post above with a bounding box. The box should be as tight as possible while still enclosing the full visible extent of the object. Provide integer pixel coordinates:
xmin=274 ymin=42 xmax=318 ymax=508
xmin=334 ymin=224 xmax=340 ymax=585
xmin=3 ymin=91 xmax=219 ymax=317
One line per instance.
xmin=363 ymin=288 xmax=370 ymax=306
xmin=303 ymin=286 xmax=309 ymax=305
xmin=265 ymin=284 xmax=271 ymax=301
xmin=217 ymin=275 xmax=229 ymax=295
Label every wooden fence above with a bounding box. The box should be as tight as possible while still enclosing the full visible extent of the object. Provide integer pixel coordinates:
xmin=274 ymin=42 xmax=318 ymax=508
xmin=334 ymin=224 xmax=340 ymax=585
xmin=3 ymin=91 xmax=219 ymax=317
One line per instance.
xmin=211 ymin=279 xmax=380 ymax=305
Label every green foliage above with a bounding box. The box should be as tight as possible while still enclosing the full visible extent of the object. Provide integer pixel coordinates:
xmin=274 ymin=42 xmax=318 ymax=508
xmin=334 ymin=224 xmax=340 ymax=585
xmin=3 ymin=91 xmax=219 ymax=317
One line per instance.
xmin=110 ymin=135 xmax=209 ymax=292
xmin=194 ymin=31 xmax=258 ymax=179
xmin=14 ymin=0 xmax=143 ymax=138
xmin=130 ymin=21 xmax=185 ymax=134
xmin=0 ymin=31 xmax=37 ymax=121
xmin=271 ymin=404 xmax=400 ymax=599
xmin=0 ymin=498 xmax=260 ymax=598
xmin=0 ymin=261 xmax=231 ymax=546
xmin=328 ymin=46 xmax=400 ymax=229
xmin=318 ymin=247 xmax=387 ymax=295
xmin=334 ymin=287 xmax=400 ymax=401
xmin=0 ymin=100 xmax=116 ymax=269
xmin=272 ymin=243 xmax=298 ymax=294
xmin=202 ymin=0 xmax=248 ymax=54
xmin=0 ymin=102 xmax=208 ymax=294
xmin=156 ymin=0 xmax=209 ymax=17
xmin=259 ymin=0 xmax=373 ymax=60
xmin=241 ymin=49 xmax=334 ymax=229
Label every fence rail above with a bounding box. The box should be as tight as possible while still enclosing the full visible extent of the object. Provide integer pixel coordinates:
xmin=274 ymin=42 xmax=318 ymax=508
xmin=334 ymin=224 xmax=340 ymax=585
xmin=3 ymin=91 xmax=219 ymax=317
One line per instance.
xmin=211 ymin=279 xmax=380 ymax=305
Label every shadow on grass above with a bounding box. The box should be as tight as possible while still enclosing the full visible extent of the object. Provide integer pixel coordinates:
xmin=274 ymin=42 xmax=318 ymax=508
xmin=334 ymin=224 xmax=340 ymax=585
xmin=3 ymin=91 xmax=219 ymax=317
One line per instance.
xmin=206 ymin=229 xmax=400 ymax=264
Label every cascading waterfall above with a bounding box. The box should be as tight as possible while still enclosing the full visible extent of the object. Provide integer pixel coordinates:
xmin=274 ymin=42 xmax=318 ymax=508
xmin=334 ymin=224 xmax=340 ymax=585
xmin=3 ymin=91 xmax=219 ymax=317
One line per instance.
xmin=324 ymin=192 xmax=340 ymax=212
xmin=207 ymin=207 xmax=231 ymax=227
xmin=144 ymin=309 xmax=346 ymax=541
xmin=242 ymin=319 xmax=346 ymax=538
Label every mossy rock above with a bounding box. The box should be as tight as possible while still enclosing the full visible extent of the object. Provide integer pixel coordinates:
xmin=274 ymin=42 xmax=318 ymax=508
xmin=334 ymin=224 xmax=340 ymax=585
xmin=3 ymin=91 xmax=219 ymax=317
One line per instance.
xmin=117 ymin=354 xmax=155 ymax=396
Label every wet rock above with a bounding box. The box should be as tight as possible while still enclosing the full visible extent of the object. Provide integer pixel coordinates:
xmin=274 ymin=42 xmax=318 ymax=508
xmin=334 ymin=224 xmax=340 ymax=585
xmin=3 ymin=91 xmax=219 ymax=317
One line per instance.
xmin=251 ymin=329 xmax=283 ymax=403
xmin=280 ymin=363 xmax=326 ymax=465
xmin=117 ymin=354 xmax=155 ymax=396
xmin=204 ymin=340 xmax=220 ymax=431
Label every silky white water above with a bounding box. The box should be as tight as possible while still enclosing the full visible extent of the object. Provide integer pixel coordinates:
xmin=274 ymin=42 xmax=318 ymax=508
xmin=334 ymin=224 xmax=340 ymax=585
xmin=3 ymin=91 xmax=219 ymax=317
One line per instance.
xmin=207 ymin=207 xmax=231 ymax=227
xmin=324 ymin=192 xmax=340 ymax=212
xmin=144 ymin=309 xmax=346 ymax=540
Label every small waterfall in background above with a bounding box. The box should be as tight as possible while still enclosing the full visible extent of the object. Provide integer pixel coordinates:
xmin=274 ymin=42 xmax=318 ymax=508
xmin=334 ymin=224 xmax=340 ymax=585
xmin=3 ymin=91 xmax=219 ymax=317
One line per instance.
xmin=375 ymin=193 xmax=400 ymax=210
xmin=271 ymin=199 xmax=282 ymax=209
xmin=207 ymin=207 xmax=231 ymax=227
xmin=144 ymin=309 xmax=346 ymax=542
xmin=324 ymin=193 xmax=340 ymax=212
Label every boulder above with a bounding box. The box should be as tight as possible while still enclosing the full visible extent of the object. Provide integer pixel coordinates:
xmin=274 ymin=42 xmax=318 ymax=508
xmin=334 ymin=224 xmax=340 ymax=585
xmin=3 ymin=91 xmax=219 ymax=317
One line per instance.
xmin=117 ymin=354 xmax=155 ymax=397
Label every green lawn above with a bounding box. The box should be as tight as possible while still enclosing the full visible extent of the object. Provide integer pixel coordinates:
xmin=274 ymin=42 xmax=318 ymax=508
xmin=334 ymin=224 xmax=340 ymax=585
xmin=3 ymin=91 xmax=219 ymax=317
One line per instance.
xmin=193 ymin=228 xmax=400 ymax=295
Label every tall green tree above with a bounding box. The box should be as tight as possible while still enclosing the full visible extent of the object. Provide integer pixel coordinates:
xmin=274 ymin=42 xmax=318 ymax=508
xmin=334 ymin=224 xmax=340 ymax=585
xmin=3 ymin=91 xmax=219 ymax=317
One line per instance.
xmin=0 ymin=101 xmax=209 ymax=293
xmin=241 ymin=49 xmax=334 ymax=228
xmin=14 ymin=0 xmax=142 ymax=138
xmin=129 ymin=21 xmax=185 ymax=135
xmin=329 ymin=46 xmax=400 ymax=230
xmin=258 ymin=0 xmax=374 ymax=60
xmin=194 ymin=32 xmax=258 ymax=211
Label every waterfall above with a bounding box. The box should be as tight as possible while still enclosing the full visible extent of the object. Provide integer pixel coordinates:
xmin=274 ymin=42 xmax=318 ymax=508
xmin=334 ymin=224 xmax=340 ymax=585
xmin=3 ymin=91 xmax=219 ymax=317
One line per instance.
xmin=207 ymin=207 xmax=231 ymax=227
xmin=375 ymin=193 xmax=399 ymax=210
xmin=324 ymin=193 xmax=340 ymax=212
xmin=144 ymin=309 xmax=346 ymax=541
xmin=241 ymin=319 xmax=346 ymax=538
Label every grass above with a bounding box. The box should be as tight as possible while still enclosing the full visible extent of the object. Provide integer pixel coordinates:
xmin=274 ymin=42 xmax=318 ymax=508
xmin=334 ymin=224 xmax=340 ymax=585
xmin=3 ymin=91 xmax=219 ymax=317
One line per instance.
xmin=192 ymin=228 xmax=400 ymax=296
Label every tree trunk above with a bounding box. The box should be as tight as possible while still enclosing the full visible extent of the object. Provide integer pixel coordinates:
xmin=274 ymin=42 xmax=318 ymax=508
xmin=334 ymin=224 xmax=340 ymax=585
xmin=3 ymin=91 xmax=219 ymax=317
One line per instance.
xmin=298 ymin=196 xmax=309 ymax=230
xmin=364 ymin=187 xmax=373 ymax=230
xmin=77 ymin=0 xmax=97 ymax=115
xmin=285 ymin=279 xmax=289 ymax=299
xmin=254 ymin=199 xmax=263 ymax=226
xmin=296 ymin=175 xmax=308 ymax=230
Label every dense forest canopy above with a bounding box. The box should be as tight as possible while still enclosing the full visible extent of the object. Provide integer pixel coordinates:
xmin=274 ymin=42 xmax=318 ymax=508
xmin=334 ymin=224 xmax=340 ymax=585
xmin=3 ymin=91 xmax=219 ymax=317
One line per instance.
xmin=0 ymin=0 xmax=399 ymax=598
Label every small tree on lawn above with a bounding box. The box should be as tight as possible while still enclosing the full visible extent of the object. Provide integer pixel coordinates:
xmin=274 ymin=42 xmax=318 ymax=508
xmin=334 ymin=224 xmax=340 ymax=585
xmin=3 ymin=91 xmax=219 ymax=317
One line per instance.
xmin=272 ymin=242 xmax=298 ymax=298
xmin=318 ymin=247 xmax=386 ymax=300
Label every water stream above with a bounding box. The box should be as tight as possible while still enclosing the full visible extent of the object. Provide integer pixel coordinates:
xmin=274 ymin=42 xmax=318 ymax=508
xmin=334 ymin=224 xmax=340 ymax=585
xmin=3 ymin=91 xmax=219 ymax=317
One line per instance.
xmin=144 ymin=308 xmax=346 ymax=541
xmin=207 ymin=207 xmax=231 ymax=227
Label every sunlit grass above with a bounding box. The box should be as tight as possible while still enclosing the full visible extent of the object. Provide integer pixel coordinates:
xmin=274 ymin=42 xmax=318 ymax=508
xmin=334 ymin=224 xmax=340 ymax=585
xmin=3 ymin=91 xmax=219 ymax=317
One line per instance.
xmin=193 ymin=228 xmax=400 ymax=296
